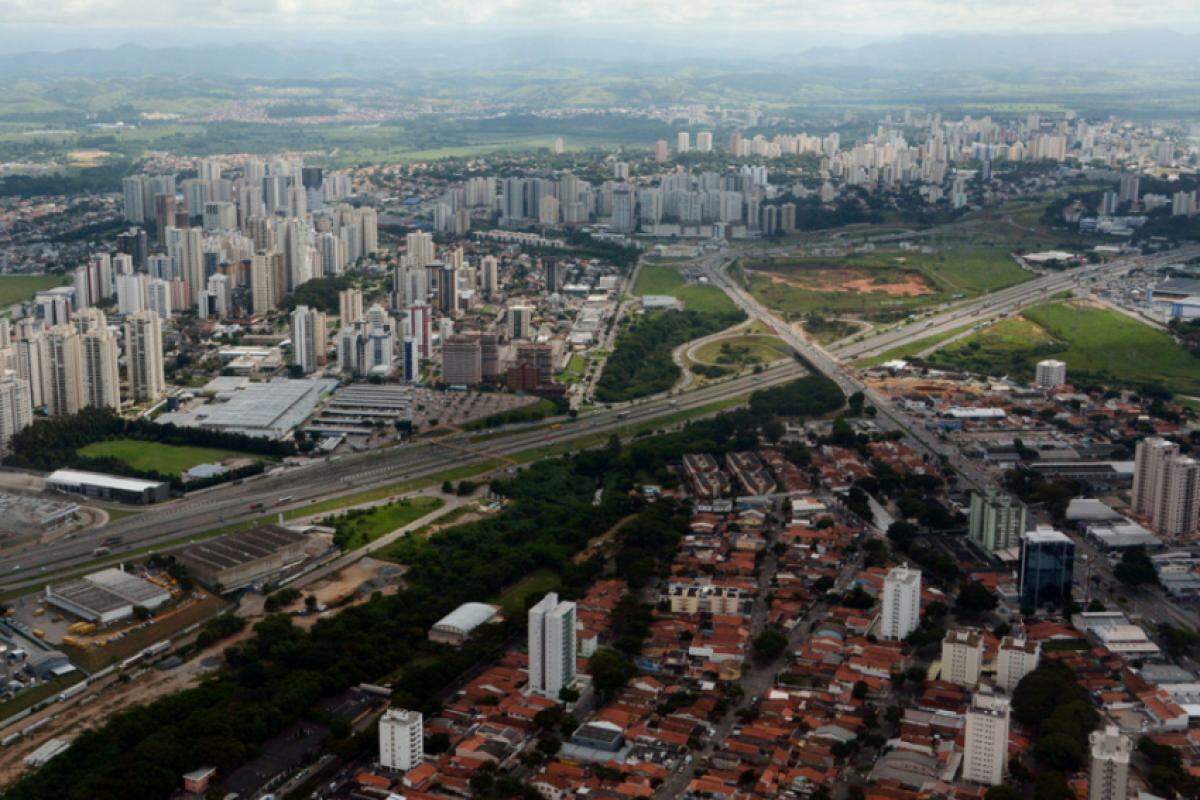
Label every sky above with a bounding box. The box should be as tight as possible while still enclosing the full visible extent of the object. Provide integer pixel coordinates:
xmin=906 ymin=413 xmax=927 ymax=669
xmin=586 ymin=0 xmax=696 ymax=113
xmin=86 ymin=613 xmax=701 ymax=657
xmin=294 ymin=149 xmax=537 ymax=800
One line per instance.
xmin=2 ymin=0 xmax=1199 ymax=50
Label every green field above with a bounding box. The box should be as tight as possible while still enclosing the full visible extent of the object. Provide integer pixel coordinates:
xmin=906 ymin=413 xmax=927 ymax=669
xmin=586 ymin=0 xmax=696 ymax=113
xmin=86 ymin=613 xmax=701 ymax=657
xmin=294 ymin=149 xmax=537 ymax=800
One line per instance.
xmin=853 ymin=323 xmax=976 ymax=368
xmin=692 ymin=335 xmax=790 ymax=367
xmin=555 ymin=354 xmax=587 ymax=383
xmin=77 ymin=440 xmax=253 ymax=475
xmin=492 ymin=569 xmax=561 ymax=617
xmin=931 ymin=302 xmax=1200 ymax=395
xmin=634 ymin=264 xmax=739 ymax=315
xmin=323 ymin=496 xmax=445 ymax=550
xmin=0 ymin=274 xmax=66 ymax=308
xmin=742 ymin=245 xmax=1033 ymax=322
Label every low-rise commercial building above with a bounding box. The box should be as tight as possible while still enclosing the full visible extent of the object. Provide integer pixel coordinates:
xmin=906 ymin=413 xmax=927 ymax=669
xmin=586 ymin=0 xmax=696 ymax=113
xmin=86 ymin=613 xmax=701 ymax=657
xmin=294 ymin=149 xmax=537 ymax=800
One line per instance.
xmin=176 ymin=524 xmax=309 ymax=592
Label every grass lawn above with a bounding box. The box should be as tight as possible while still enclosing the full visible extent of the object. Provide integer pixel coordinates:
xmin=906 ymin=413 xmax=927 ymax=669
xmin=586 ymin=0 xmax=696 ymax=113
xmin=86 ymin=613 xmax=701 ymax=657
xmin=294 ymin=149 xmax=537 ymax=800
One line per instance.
xmin=77 ymin=440 xmax=252 ymax=475
xmin=555 ymin=354 xmax=587 ymax=383
xmin=0 ymin=274 xmax=65 ymax=308
xmin=692 ymin=335 xmax=790 ymax=367
xmin=284 ymin=460 xmax=504 ymax=520
xmin=323 ymin=496 xmax=445 ymax=550
xmin=932 ymin=302 xmax=1200 ymax=394
xmin=634 ymin=264 xmax=739 ymax=315
xmin=492 ymin=569 xmax=561 ymax=617
xmin=854 ymin=323 xmax=976 ymax=367
xmin=742 ymin=244 xmax=1033 ymax=322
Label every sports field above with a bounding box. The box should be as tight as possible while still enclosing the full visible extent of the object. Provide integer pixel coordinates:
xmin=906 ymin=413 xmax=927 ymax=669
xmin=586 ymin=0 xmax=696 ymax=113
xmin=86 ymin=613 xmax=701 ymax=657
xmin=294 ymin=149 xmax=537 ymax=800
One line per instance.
xmin=77 ymin=440 xmax=253 ymax=475
xmin=634 ymin=264 xmax=739 ymax=315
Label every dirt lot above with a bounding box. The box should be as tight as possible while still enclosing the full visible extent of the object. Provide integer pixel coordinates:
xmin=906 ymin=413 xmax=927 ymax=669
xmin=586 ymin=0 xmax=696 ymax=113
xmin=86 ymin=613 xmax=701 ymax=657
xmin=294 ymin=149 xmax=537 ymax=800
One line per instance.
xmin=0 ymin=614 xmax=254 ymax=785
xmin=763 ymin=268 xmax=933 ymax=297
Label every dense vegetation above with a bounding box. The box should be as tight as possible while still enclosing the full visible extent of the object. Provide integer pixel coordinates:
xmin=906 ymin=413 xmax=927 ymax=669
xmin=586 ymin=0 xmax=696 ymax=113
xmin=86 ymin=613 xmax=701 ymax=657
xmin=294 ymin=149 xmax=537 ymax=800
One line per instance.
xmin=284 ymin=275 xmax=356 ymax=312
xmin=748 ymin=371 xmax=847 ymax=419
xmin=1002 ymin=661 xmax=1101 ymax=800
xmin=5 ymin=379 xmax=839 ymax=800
xmin=596 ymin=308 xmax=744 ymax=402
xmin=0 ymin=162 xmax=130 ymax=198
xmin=3 ymin=407 xmax=293 ymax=489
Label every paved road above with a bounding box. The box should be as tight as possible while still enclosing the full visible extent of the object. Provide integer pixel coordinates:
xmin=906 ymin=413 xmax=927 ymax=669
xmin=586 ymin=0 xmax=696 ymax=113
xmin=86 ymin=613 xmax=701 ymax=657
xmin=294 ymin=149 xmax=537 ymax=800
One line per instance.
xmin=655 ymin=519 xmax=866 ymax=800
xmin=0 ymin=361 xmax=806 ymax=593
xmin=831 ymin=246 xmax=1200 ymax=360
xmin=698 ymin=252 xmax=990 ymax=492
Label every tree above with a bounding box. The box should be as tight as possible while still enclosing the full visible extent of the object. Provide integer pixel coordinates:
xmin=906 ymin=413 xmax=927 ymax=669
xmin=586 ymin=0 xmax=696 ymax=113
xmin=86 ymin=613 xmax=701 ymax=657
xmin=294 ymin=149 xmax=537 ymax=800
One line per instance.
xmin=985 ymin=787 xmax=1022 ymax=800
xmin=1033 ymin=733 xmax=1084 ymax=771
xmin=589 ymin=648 xmax=634 ymax=697
xmin=1114 ymin=547 xmax=1158 ymax=588
xmin=1159 ymin=623 xmax=1200 ymax=658
xmin=848 ymin=391 xmax=865 ymax=416
xmin=954 ymin=580 xmax=998 ymax=619
xmin=752 ymin=628 xmax=788 ymax=662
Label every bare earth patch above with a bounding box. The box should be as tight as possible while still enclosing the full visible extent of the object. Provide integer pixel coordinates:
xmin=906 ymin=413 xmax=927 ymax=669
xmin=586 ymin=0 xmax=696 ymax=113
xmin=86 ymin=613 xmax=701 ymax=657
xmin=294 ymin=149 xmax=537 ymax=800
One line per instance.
xmin=759 ymin=268 xmax=933 ymax=297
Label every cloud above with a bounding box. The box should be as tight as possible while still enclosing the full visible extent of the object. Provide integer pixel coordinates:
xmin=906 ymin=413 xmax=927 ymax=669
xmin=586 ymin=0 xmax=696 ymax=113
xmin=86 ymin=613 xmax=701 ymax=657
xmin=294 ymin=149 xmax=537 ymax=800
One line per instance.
xmin=2 ymin=0 xmax=1198 ymax=38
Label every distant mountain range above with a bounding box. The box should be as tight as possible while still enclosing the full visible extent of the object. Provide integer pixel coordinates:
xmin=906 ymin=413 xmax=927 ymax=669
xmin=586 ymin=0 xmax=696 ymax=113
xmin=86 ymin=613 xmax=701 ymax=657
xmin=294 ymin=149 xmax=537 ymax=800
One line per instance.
xmin=0 ymin=29 xmax=1196 ymax=79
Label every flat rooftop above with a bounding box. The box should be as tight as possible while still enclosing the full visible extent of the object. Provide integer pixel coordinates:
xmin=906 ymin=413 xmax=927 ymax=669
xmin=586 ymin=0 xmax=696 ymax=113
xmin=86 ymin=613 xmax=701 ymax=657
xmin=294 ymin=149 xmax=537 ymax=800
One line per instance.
xmin=180 ymin=525 xmax=307 ymax=571
xmin=46 ymin=468 xmax=166 ymax=493
xmin=86 ymin=567 xmax=169 ymax=605
xmin=48 ymin=580 xmax=130 ymax=614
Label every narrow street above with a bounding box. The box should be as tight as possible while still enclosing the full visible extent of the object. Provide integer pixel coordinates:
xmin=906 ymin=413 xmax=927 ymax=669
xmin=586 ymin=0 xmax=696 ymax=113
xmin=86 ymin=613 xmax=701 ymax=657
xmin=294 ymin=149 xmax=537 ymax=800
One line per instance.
xmin=655 ymin=512 xmax=866 ymax=800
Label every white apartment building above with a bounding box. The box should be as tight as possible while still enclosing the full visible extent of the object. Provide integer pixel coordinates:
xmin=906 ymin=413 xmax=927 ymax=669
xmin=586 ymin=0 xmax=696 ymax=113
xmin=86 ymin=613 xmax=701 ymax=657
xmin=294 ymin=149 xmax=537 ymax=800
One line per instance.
xmin=379 ymin=708 xmax=423 ymax=772
xmin=941 ymin=629 xmax=984 ymax=687
xmin=963 ymin=693 xmax=1010 ymax=786
xmin=528 ymin=592 xmax=576 ymax=698
xmin=0 ymin=375 xmax=32 ymax=453
xmin=1088 ymin=726 xmax=1131 ymax=800
xmin=1035 ymin=359 xmax=1067 ymax=388
xmin=45 ymin=325 xmax=85 ymax=417
xmin=881 ymin=566 xmax=921 ymax=641
xmin=124 ymin=310 xmax=165 ymax=404
xmin=995 ymin=636 xmax=1040 ymax=693
xmin=82 ymin=328 xmax=120 ymax=411
xmin=1133 ymin=438 xmax=1200 ymax=536
xmin=290 ymin=305 xmax=324 ymax=375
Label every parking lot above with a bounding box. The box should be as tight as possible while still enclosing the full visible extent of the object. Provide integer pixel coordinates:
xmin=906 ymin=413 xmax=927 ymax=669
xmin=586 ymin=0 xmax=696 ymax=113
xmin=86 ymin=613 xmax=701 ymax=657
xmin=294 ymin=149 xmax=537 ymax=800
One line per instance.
xmin=410 ymin=387 xmax=541 ymax=430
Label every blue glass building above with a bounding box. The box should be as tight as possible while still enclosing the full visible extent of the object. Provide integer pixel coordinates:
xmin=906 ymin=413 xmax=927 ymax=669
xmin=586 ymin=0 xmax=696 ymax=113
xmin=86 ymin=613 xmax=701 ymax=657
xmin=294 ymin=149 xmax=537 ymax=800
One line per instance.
xmin=1019 ymin=527 xmax=1075 ymax=607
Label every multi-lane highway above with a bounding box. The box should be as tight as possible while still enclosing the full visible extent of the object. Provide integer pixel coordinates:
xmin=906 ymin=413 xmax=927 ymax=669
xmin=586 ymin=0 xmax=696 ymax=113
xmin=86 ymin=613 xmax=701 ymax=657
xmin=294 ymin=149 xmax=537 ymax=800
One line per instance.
xmin=7 ymin=243 xmax=1197 ymax=595
xmin=698 ymin=251 xmax=988 ymax=488
xmin=832 ymin=246 xmax=1200 ymax=360
xmin=0 ymin=359 xmax=805 ymax=593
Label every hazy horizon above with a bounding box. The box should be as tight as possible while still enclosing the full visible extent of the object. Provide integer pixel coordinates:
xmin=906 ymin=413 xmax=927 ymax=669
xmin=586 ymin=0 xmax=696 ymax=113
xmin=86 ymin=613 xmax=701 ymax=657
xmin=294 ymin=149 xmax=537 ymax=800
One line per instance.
xmin=2 ymin=0 xmax=1199 ymax=55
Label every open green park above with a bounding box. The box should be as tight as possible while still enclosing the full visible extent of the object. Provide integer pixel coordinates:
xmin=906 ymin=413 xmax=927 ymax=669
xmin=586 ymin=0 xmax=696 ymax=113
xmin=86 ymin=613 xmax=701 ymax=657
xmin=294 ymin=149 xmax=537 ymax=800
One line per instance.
xmin=76 ymin=440 xmax=256 ymax=476
xmin=930 ymin=301 xmax=1200 ymax=395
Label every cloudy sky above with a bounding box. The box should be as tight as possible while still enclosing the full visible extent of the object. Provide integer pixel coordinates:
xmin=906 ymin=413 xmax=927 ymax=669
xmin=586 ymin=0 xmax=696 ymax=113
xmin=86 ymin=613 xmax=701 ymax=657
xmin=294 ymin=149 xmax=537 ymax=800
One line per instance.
xmin=1 ymin=0 xmax=1198 ymax=50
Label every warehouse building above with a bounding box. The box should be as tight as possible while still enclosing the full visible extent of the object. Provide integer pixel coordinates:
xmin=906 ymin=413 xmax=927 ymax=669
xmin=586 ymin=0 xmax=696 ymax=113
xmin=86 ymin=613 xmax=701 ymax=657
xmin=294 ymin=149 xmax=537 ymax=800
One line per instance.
xmin=428 ymin=602 xmax=501 ymax=645
xmin=45 ymin=469 xmax=170 ymax=505
xmin=176 ymin=524 xmax=309 ymax=592
xmin=45 ymin=567 xmax=172 ymax=624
